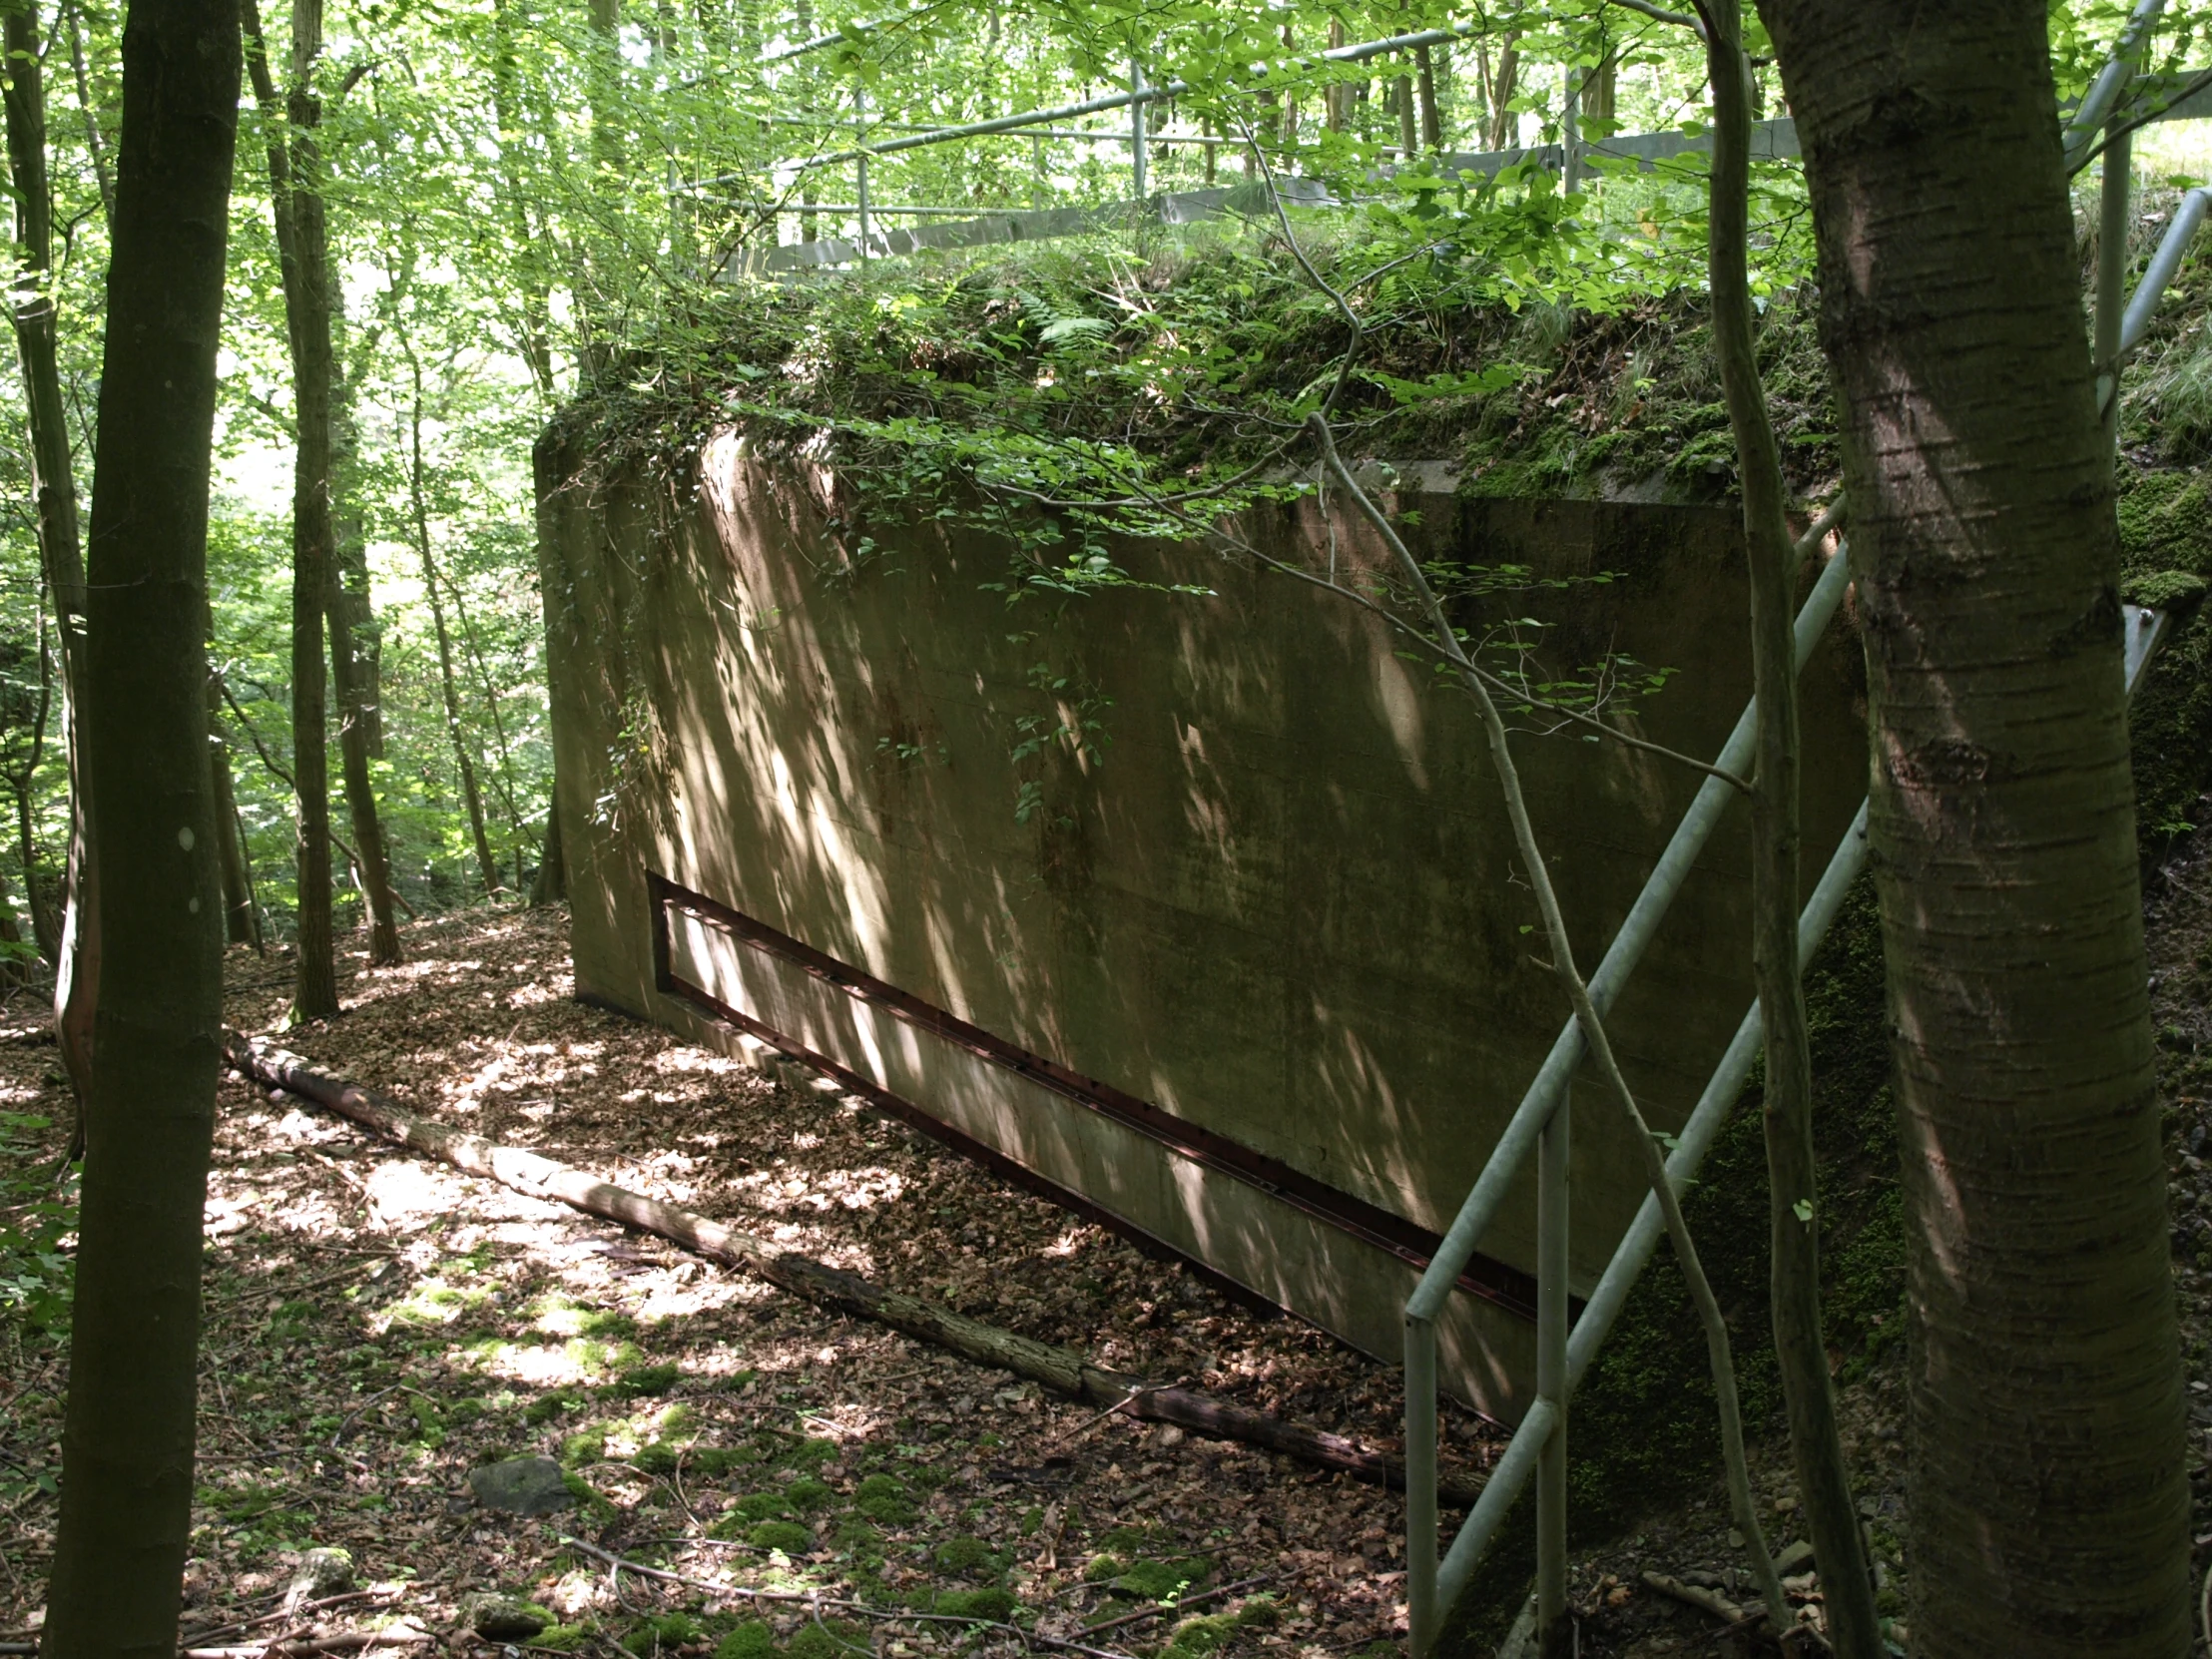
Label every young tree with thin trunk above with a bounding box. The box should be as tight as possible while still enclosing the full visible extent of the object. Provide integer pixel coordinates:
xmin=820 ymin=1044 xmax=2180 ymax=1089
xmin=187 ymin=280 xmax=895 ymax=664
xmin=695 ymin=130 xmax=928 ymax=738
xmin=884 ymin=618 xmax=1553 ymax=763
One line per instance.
xmin=40 ymin=0 xmax=237 ymax=1644
xmin=1757 ymin=2 xmax=2191 ymax=1651
xmin=2 ymin=0 xmax=97 ymax=1103
xmin=1692 ymin=2 xmax=1881 ymax=1652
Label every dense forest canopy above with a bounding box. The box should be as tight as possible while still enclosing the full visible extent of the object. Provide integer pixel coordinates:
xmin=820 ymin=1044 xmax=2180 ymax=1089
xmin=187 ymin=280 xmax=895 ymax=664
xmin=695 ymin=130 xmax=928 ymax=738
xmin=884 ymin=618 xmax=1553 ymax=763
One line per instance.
xmin=0 ymin=0 xmax=2192 ymax=943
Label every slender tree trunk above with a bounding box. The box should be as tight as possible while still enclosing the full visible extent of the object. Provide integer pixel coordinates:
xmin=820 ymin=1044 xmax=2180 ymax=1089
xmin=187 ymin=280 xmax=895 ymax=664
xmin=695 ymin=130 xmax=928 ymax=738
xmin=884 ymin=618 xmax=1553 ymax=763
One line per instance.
xmin=1394 ymin=63 xmax=1415 ymax=158
xmin=3 ymin=0 xmax=97 ymax=1104
xmin=40 ymin=0 xmax=235 ymax=1646
xmin=330 ymin=354 xmax=382 ymax=757
xmin=14 ymin=613 xmax=59 ymax=962
xmin=1700 ymin=9 xmax=1880 ymax=1656
xmin=1481 ymin=34 xmax=1519 ymax=152
xmin=1759 ymin=5 xmax=2189 ymax=1652
xmin=327 ymin=564 xmax=400 ymax=963
xmin=405 ymin=360 xmax=500 ymax=896
xmin=244 ymin=0 xmax=337 ymax=1018
xmin=1326 ymin=17 xmax=1347 ymax=132
xmin=528 ymin=796 xmax=564 ymax=906
xmin=60 ymin=0 xmax=110 ymax=221
xmin=206 ymin=673 xmax=258 ymax=949
xmin=1414 ymin=43 xmax=1440 ymax=152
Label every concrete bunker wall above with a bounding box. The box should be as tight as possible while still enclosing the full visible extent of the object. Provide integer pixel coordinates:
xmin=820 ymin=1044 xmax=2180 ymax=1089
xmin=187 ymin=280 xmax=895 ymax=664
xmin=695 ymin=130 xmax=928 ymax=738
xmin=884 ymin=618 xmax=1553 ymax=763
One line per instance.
xmin=536 ymin=427 xmax=1868 ymax=1421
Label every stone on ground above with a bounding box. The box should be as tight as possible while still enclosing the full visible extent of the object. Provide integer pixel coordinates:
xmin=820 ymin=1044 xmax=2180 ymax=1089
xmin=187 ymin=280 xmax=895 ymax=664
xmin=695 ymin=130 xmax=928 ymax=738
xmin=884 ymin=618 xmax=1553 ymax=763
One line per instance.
xmin=466 ymin=1455 xmax=573 ymax=1516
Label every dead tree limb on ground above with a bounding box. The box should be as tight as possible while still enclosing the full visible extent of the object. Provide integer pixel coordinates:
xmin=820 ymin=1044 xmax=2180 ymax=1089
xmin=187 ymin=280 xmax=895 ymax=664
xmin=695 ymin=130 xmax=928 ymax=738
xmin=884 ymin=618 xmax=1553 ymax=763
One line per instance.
xmin=224 ymin=1031 xmax=1486 ymax=1506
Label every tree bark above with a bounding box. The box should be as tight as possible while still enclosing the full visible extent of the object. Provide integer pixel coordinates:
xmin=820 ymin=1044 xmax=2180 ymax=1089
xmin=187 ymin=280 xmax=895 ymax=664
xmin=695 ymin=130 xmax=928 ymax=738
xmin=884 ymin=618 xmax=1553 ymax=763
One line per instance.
xmin=244 ymin=0 xmax=337 ymax=1018
xmin=1758 ymin=5 xmax=2190 ymax=1652
xmin=1414 ymin=43 xmax=1440 ymax=152
xmin=40 ymin=0 xmax=235 ymax=1646
xmin=327 ymin=561 xmax=401 ymax=964
xmin=3 ymin=0 xmax=97 ymax=1105
xmin=206 ymin=673 xmax=259 ymax=949
xmin=406 ymin=356 xmax=500 ymax=896
xmin=13 ymin=615 xmax=60 ymax=962
xmin=527 ymin=793 xmax=564 ymax=905
xmin=1698 ymin=7 xmax=1880 ymax=1655
xmin=1478 ymin=33 xmax=1518 ymax=152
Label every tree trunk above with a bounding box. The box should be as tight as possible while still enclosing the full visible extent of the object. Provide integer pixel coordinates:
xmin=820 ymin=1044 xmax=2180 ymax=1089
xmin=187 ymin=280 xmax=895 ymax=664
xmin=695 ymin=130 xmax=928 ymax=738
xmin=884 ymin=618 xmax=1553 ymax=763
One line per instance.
xmin=1759 ymin=5 xmax=2190 ymax=1652
xmin=244 ymin=0 xmax=337 ymax=1019
xmin=1700 ymin=10 xmax=1880 ymax=1656
xmin=3 ymin=0 xmax=97 ymax=1104
xmin=40 ymin=0 xmax=235 ymax=1647
xmin=330 ymin=370 xmax=383 ymax=759
xmin=406 ymin=359 xmax=500 ymax=896
xmin=1325 ymin=18 xmax=1347 ymax=133
xmin=528 ymin=794 xmax=564 ymax=906
xmin=1414 ymin=43 xmax=1440 ymax=153
xmin=14 ymin=616 xmax=60 ymax=962
xmin=1393 ymin=65 xmax=1415 ymax=159
xmin=327 ymin=564 xmax=400 ymax=964
xmin=206 ymin=673 xmax=259 ymax=949
xmin=1480 ymin=34 xmax=1518 ymax=152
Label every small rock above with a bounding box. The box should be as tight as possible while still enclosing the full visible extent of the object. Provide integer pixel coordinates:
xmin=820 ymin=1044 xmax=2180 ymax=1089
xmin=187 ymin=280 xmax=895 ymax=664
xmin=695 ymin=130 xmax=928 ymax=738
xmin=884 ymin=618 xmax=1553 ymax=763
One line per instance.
xmin=468 ymin=1595 xmax=551 ymax=1642
xmin=1773 ymin=1539 xmax=1815 ymax=1576
xmin=1156 ymin=1425 xmax=1186 ymax=1449
xmin=1727 ymin=1528 xmax=1745 ymax=1548
xmin=467 ymin=1455 xmax=573 ymax=1516
xmin=283 ymin=1547 xmax=354 ymax=1611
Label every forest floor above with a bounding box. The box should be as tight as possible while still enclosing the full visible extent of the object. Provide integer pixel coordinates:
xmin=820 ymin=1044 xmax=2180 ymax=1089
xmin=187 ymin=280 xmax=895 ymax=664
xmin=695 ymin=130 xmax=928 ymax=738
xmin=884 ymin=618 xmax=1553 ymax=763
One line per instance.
xmin=1 ymin=867 xmax=2208 ymax=1657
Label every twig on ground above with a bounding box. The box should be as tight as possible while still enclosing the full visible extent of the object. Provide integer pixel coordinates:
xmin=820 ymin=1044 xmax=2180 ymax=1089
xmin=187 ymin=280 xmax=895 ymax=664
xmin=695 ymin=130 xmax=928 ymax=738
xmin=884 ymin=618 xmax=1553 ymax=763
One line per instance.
xmin=1075 ymin=1576 xmax=1271 ymax=1637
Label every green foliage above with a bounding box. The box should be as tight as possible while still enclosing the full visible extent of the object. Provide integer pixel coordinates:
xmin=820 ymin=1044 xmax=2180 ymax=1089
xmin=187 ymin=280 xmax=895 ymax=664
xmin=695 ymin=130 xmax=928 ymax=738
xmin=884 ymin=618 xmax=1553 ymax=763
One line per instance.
xmin=0 ymin=1114 xmax=71 ymax=1333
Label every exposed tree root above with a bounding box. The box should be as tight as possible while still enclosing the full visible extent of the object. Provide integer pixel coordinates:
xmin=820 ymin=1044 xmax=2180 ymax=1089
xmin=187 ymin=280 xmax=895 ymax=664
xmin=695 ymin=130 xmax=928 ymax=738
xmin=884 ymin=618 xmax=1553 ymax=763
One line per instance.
xmin=224 ymin=1032 xmax=1486 ymax=1506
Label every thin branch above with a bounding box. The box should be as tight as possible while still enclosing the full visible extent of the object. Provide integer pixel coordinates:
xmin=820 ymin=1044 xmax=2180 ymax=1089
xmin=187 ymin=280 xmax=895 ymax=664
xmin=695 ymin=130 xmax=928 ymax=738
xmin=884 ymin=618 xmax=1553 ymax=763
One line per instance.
xmin=1308 ymin=409 xmax=1790 ymax=1633
xmin=1603 ymin=0 xmax=1704 ymax=35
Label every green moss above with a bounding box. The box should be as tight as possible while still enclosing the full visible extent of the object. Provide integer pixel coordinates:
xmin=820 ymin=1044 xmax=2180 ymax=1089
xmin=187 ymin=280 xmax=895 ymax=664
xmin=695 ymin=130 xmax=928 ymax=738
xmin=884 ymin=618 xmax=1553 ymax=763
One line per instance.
xmin=783 ymin=1476 xmax=833 ymax=1511
xmin=1082 ymin=1554 xmax=1125 ymax=1584
xmin=528 ymin=1625 xmax=594 ymax=1652
xmin=933 ymin=1535 xmax=997 ymax=1577
xmin=749 ymin=1519 xmax=815 ymax=1553
xmin=633 ymin=1440 xmax=681 ymax=1474
xmin=929 ymin=1588 xmax=1015 ymax=1624
xmin=712 ymin=1621 xmax=777 ymax=1659
xmin=786 ymin=1436 xmax=838 ymax=1468
xmin=619 ymin=1362 xmax=682 ymax=1396
xmin=1159 ymin=1599 xmax=1279 ymax=1659
xmin=561 ymin=1428 xmax=606 ymax=1469
xmin=1112 ymin=1557 xmax=1209 ymax=1600
xmin=631 ymin=1613 xmax=703 ymax=1652
xmin=853 ymin=1472 xmax=914 ymax=1524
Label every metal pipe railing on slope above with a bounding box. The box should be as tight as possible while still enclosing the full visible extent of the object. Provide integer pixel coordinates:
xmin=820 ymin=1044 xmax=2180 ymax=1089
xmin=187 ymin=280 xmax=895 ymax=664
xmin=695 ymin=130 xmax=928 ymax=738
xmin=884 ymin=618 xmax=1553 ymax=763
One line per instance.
xmin=1409 ymin=590 xmax=2175 ymax=1650
xmin=1401 ymin=528 xmax=1851 ymax=1646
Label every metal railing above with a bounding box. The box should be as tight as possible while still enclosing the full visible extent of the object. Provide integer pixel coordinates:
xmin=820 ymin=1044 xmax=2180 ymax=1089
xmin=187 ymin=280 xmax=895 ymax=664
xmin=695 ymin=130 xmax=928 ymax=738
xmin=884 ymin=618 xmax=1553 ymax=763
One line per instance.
xmin=1401 ymin=17 xmax=2208 ymax=1650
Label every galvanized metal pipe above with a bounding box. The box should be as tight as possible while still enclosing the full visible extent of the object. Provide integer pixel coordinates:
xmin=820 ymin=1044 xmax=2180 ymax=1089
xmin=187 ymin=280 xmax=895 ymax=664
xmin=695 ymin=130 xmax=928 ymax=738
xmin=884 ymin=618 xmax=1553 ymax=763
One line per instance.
xmin=2063 ymin=0 xmax=2167 ymax=170
xmin=1403 ymin=1315 xmax=1439 ymax=1645
xmin=1403 ymin=522 xmax=1853 ymax=1329
xmin=1417 ymin=589 xmax=2175 ymax=1633
xmin=2119 ymin=186 xmax=2210 ymax=354
xmin=1534 ymin=1092 xmax=1569 ymax=1650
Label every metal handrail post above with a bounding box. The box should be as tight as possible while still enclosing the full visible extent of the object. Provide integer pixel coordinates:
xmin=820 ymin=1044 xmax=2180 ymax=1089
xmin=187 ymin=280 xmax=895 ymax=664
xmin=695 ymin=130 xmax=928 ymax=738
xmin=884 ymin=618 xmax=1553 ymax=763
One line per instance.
xmin=1534 ymin=1092 xmax=1569 ymax=1654
xmin=1404 ymin=1315 xmax=1439 ymax=1648
xmin=2096 ymin=123 xmax=2134 ymax=448
xmin=1131 ymin=58 xmax=1149 ymax=199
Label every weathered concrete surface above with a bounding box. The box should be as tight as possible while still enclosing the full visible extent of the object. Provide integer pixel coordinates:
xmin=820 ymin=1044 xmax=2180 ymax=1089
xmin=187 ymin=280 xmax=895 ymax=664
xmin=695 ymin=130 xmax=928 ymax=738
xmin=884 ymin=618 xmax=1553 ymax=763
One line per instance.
xmin=536 ymin=426 xmax=1866 ymax=1420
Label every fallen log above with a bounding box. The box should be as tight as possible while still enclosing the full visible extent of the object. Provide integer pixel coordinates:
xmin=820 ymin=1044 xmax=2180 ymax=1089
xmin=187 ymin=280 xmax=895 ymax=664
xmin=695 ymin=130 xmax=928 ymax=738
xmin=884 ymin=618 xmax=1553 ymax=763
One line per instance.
xmin=226 ymin=1032 xmax=1484 ymax=1507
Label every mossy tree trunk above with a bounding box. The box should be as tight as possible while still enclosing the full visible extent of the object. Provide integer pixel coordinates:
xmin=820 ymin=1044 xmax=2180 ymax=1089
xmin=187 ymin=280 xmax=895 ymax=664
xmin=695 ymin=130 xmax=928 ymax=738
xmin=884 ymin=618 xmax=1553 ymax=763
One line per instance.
xmin=1699 ymin=6 xmax=1881 ymax=1654
xmin=2 ymin=0 xmax=97 ymax=1102
xmin=1759 ymin=3 xmax=2191 ymax=1651
xmin=40 ymin=0 xmax=235 ymax=1643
